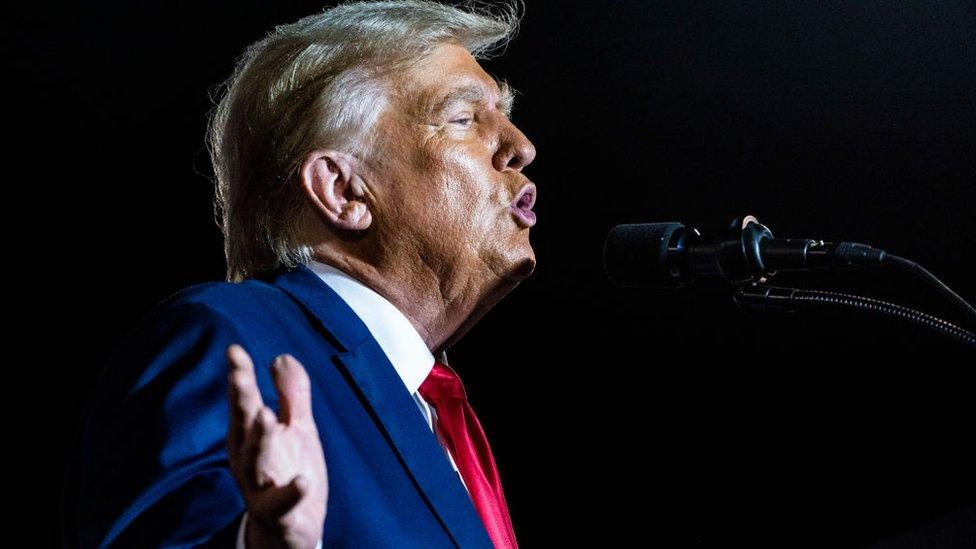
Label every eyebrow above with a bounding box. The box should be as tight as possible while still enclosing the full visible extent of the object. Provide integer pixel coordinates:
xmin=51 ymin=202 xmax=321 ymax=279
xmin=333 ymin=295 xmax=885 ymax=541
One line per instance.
xmin=428 ymin=78 xmax=515 ymax=119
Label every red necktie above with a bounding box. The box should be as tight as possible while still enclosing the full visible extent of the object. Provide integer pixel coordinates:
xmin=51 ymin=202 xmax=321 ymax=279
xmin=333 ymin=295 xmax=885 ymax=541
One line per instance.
xmin=418 ymin=360 xmax=519 ymax=549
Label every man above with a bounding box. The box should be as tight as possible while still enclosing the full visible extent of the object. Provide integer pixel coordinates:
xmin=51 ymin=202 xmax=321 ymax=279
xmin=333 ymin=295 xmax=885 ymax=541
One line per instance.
xmin=66 ymin=0 xmax=537 ymax=547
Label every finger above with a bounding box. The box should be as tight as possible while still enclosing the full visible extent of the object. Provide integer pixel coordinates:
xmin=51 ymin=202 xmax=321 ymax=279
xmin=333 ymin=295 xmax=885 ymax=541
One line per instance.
xmin=227 ymin=343 xmax=264 ymax=456
xmin=242 ymin=405 xmax=278 ymax=491
xmin=251 ymin=474 xmax=308 ymax=520
xmin=271 ymin=354 xmax=313 ymax=425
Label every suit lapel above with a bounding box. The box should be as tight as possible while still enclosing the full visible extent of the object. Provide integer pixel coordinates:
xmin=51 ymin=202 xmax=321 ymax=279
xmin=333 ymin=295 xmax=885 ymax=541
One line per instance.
xmin=267 ymin=263 xmax=494 ymax=548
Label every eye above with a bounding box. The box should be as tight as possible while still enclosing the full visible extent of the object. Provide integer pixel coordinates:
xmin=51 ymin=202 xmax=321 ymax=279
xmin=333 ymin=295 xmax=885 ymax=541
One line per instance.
xmin=450 ymin=116 xmax=473 ymax=127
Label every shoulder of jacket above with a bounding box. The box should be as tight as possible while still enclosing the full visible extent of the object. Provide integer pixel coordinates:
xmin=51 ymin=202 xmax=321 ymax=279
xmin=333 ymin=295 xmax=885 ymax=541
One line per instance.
xmin=133 ymin=276 xmax=296 ymax=331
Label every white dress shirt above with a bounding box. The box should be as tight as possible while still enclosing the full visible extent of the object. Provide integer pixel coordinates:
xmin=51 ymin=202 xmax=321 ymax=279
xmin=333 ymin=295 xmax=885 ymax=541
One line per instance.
xmin=237 ymin=259 xmax=467 ymax=548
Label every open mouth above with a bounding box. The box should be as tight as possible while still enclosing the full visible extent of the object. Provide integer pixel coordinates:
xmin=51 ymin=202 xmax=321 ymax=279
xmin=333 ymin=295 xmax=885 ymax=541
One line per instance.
xmin=510 ymin=184 xmax=537 ymax=228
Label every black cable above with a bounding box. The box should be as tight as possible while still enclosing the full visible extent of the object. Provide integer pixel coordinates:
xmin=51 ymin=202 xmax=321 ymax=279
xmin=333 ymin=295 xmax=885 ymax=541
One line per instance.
xmin=881 ymin=254 xmax=976 ymax=328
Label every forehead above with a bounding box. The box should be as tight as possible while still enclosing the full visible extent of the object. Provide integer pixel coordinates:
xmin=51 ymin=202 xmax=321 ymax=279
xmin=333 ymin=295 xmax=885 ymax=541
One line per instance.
xmin=396 ymin=42 xmax=510 ymax=114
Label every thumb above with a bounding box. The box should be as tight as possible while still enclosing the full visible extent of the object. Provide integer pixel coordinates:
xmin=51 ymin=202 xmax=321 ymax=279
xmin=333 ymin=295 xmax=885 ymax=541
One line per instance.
xmin=252 ymin=474 xmax=308 ymax=519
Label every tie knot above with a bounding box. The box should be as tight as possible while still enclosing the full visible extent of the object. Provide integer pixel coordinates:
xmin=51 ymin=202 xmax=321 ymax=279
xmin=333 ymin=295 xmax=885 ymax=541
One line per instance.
xmin=418 ymin=360 xmax=468 ymax=402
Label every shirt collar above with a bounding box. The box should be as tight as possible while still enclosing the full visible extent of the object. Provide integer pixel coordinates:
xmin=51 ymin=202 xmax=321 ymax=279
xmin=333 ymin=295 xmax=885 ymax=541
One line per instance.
xmin=307 ymin=259 xmax=434 ymax=395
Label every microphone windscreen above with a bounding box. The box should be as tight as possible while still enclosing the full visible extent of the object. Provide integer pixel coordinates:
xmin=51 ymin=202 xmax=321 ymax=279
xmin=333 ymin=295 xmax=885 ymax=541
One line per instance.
xmin=603 ymin=222 xmax=684 ymax=288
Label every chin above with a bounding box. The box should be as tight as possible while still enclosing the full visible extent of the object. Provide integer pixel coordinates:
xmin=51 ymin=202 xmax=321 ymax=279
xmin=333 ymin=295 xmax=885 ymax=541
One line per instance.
xmin=499 ymin=244 xmax=536 ymax=283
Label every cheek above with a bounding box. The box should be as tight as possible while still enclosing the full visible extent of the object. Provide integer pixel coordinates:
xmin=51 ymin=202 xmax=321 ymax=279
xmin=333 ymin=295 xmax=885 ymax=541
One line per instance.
xmin=437 ymin=147 xmax=502 ymax=215
xmin=400 ymin=137 xmax=503 ymax=242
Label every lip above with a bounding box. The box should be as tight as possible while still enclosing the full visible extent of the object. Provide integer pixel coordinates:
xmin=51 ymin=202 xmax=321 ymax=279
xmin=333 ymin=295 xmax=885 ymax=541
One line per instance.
xmin=509 ymin=183 xmax=537 ymax=229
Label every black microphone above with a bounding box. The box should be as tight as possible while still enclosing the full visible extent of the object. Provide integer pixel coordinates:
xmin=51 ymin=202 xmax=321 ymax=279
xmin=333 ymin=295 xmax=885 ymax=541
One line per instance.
xmin=603 ymin=215 xmax=886 ymax=288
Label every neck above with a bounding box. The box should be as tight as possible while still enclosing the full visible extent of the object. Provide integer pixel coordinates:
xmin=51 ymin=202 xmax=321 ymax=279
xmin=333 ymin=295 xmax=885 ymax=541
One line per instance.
xmin=311 ymin=244 xmax=517 ymax=356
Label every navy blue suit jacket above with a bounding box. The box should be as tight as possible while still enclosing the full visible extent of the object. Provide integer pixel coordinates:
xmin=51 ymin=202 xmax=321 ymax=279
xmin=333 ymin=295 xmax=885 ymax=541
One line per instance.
xmin=66 ymin=263 xmax=496 ymax=548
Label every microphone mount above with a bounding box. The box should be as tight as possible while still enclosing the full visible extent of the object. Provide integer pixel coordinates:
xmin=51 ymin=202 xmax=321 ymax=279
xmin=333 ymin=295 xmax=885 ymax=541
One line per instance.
xmin=660 ymin=215 xmax=887 ymax=288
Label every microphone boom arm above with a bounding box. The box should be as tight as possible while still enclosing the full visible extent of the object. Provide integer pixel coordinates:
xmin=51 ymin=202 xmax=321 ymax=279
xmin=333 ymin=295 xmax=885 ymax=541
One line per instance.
xmin=733 ymin=284 xmax=976 ymax=349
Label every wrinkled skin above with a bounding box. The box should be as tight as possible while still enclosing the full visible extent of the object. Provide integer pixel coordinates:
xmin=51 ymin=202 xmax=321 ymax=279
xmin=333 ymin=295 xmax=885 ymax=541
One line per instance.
xmin=302 ymin=40 xmax=539 ymax=355
xmin=228 ymin=41 xmax=538 ymax=548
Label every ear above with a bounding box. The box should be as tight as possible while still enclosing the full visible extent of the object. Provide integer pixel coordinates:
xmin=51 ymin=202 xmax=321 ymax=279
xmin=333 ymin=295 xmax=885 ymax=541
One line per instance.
xmin=300 ymin=149 xmax=373 ymax=232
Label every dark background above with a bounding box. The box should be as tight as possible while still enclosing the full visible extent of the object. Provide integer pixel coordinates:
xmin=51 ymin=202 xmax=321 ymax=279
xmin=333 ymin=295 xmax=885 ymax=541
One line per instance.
xmin=13 ymin=0 xmax=975 ymax=546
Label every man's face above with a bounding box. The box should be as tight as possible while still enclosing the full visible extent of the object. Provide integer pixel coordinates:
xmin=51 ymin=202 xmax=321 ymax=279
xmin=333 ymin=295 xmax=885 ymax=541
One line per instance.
xmin=365 ymin=42 xmax=538 ymax=286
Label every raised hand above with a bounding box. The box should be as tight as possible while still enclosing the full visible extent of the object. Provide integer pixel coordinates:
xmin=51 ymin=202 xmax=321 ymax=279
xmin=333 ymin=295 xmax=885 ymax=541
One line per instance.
xmin=226 ymin=343 xmax=328 ymax=549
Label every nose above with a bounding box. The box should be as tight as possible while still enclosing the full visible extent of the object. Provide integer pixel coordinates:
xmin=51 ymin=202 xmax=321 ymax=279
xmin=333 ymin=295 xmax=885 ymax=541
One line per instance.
xmin=493 ymin=121 xmax=537 ymax=172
